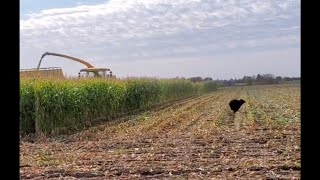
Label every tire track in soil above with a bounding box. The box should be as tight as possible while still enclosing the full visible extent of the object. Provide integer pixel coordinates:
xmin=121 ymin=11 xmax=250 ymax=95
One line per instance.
xmin=180 ymin=87 xmax=242 ymax=135
xmin=149 ymin=88 xmax=237 ymax=136
xmin=198 ymin=86 xmax=245 ymax=132
xmin=99 ymin=88 xmax=234 ymax=141
xmin=20 ymin=85 xmax=300 ymax=179
xmin=66 ymin=92 xmax=220 ymax=142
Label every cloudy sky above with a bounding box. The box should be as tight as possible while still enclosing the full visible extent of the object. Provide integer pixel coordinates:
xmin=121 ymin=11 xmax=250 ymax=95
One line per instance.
xmin=20 ymin=0 xmax=300 ymax=79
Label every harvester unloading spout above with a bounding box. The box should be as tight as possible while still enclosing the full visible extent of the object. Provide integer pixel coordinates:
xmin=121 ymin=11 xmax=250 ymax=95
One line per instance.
xmin=36 ymin=52 xmax=113 ymax=78
xmin=20 ymin=52 xmax=115 ymax=79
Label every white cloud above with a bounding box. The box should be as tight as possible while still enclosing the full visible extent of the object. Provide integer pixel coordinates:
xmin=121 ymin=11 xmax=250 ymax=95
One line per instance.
xmin=20 ymin=0 xmax=300 ymax=77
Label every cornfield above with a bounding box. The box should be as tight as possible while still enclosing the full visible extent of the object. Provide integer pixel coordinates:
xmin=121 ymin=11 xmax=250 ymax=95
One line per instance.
xmin=20 ymin=78 xmax=218 ymax=135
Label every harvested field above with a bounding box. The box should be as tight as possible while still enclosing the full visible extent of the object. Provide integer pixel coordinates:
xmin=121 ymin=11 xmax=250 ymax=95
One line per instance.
xmin=20 ymin=84 xmax=300 ymax=179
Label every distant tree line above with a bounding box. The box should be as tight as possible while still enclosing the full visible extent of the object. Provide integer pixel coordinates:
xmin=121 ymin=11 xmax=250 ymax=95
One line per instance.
xmin=235 ymin=74 xmax=300 ymax=85
xmin=187 ymin=76 xmax=213 ymax=83
xmin=176 ymin=74 xmax=300 ymax=86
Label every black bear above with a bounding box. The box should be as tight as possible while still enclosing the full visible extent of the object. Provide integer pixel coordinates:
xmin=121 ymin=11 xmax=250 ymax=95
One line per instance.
xmin=229 ymin=99 xmax=245 ymax=113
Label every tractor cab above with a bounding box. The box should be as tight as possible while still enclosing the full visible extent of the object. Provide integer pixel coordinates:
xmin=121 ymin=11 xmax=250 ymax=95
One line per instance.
xmin=79 ymin=68 xmax=114 ymax=78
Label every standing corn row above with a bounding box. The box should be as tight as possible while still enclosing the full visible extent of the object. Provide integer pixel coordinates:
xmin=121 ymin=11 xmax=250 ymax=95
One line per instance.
xmin=20 ymin=78 xmax=218 ymax=135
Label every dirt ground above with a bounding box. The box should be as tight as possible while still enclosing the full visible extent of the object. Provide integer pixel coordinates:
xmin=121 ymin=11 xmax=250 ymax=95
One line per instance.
xmin=20 ymin=84 xmax=300 ymax=179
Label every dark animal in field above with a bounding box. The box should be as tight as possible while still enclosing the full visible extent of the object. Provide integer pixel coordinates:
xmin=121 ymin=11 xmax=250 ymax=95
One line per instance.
xmin=229 ymin=99 xmax=246 ymax=113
